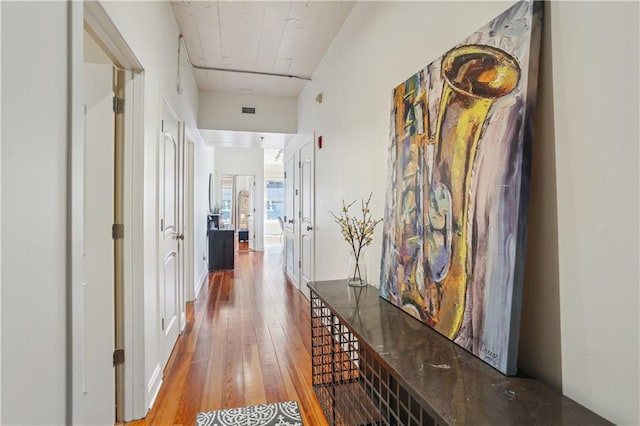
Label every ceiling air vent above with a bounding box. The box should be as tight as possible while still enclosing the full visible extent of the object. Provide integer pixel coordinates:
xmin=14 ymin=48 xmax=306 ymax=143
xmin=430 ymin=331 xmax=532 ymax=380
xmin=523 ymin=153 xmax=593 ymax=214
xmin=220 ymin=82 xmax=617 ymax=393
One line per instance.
xmin=241 ymin=106 xmax=256 ymax=114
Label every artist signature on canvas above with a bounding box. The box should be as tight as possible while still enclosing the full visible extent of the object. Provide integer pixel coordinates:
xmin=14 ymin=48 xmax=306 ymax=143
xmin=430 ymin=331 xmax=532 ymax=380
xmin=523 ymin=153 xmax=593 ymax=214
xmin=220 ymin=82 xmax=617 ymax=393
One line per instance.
xmin=480 ymin=344 xmax=500 ymax=362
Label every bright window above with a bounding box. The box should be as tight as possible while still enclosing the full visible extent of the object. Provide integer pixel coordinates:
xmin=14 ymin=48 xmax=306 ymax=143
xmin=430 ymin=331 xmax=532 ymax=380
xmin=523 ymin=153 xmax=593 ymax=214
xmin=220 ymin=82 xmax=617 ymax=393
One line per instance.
xmin=220 ymin=175 xmax=233 ymax=225
xmin=265 ymin=179 xmax=284 ymax=220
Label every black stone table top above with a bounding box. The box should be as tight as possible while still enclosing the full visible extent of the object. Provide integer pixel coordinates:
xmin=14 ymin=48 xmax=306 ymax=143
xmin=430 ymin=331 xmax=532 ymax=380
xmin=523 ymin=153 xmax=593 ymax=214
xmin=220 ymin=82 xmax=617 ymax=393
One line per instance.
xmin=309 ymin=280 xmax=611 ymax=425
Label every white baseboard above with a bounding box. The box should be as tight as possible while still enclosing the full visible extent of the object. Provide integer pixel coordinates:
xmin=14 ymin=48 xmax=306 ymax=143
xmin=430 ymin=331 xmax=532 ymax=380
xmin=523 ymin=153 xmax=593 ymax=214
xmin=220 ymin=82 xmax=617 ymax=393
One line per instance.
xmin=194 ymin=266 xmax=208 ymax=299
xmin=146 ymin=363 xmax=162 ymax=411
xmin=285 ymin=271 xmax=298 ymax=288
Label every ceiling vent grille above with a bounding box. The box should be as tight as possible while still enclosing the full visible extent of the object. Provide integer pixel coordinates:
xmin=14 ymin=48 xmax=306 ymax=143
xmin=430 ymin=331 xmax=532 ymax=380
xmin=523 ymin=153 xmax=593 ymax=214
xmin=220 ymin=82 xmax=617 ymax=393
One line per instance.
xmin=241 ymin=106 xmax=256 ymax=114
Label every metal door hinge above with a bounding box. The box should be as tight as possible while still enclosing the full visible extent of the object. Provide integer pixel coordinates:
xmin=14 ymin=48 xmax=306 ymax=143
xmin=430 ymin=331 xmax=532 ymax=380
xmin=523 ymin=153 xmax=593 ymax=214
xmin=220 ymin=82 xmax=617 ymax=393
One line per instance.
xmin=161 ymin=120 xmax=164 ymax=132
xmin=112 ymin=223 xmax=124 ymax=240
xmin=112 ymin=96 xmax=124 ymax=114
xmin=113 ymin=349 xmax=125 ymax=366
xmin=160 ymin=219 xmax=164 ymax=232
xmin=298 ymin=161 xmax=301 ymax=168
xmin=298 ymin=260 xmax=301 ymax=268
xmin=161 ymin=318 xmax=165 ymax=331
xmin=284 ymin=172 xmax=287 ymax=178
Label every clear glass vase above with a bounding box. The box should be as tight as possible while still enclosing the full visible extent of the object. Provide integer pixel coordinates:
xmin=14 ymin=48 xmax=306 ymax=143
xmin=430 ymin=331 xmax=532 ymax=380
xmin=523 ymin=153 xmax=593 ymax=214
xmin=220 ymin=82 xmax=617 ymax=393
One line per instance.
xmin=347 ymin=249 xmax=368 ymax=287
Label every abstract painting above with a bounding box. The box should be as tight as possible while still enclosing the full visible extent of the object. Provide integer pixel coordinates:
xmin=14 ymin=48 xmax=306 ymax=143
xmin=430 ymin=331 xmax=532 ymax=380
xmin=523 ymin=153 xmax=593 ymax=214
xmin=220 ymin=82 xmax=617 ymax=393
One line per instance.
xmin=379 ymin=0 xmax=543 ymax=375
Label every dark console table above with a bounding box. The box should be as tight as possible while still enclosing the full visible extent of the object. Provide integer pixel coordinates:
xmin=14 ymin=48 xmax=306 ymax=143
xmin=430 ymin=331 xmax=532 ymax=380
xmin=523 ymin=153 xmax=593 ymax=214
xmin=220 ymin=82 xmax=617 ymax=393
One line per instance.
xmin=309 ymin=280 xmax=610 ymax=426
xmin=207 ymin=229 xmax=234 ymax=270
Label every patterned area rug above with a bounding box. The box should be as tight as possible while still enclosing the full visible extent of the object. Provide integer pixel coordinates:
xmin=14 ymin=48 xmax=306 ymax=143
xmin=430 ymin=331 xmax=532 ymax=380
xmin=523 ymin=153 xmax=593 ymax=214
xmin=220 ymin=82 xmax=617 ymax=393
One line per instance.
xmin=195 ymin=400 xmax=303 ymax=426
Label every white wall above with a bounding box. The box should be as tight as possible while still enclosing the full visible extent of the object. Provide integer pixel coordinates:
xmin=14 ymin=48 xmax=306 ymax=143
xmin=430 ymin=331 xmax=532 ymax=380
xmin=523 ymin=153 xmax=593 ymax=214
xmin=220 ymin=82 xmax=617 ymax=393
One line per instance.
xmin=1 ymin=2 xmax=68 ymax=424
xmin=193 ymin=143 xmax=215 ymax=298
xmin=214 ymin=147 xmax=265 ymax=251
xmin=2 ymin=1 xmax=209 ymax=421
xmin=98 ymin=0 xmax=205 ymax=412
xmin=264 ymin=164 xmax=284 ymax=179
xmin=298 ymin=1 xmax=512 ymax=286
xmin=547 ymin=2 xmax=639 ymax=423
xmin=0 ymin=2 xmax=4 ymax=421
xmin=199 ymin=92 xmax=297 ymax=133
xmin=297 ymin=1 xmax=639 ymax=424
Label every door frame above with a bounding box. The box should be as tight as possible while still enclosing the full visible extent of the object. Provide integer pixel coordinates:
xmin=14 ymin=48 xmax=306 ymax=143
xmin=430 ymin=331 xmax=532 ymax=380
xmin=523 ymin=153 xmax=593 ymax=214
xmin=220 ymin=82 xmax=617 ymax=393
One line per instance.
xmin=283 ymin=150 xmax=298 ymax=288
xmin=178 ymin=121 xmax=188 ymax=331
xmin=298 ymin=138 xmax=315 ymax=300
xmin=235 ymin=175 xmax=256 ymax=251
xmin=72 ymin=2 xmax=146 ymax=422
xmin=82 ymin=59 xmax=117 ymax=425
xmin=220 ymin=173 xmax=236 ymax=228
xmin=185 ymin=141 xmax=195 ymax=302
xmin=283 ymin=134 xmax=315 ymax=295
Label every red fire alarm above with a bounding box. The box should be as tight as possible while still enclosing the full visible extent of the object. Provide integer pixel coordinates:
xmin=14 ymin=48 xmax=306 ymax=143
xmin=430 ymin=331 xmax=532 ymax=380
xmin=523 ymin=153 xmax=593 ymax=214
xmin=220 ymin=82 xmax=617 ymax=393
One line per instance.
xmin=318 ymin=135 xmax=323 ymax=149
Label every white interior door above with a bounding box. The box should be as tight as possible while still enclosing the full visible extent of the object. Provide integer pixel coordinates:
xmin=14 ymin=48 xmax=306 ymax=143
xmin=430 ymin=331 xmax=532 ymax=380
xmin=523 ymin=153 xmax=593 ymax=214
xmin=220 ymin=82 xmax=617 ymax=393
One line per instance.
xmin=284 ymin=152 xmax=298 ymax=286
xmin=159 ymin=100 xmax=182 ymax=366
xmin=248 ymin=176 xmax=256 ymax=251
xmin=299 ymin=140 xmax=315 ymax=299
xmin=83 ymin=61 xmax=115 ymax=425
xmin=178 ymin=124 xmax=186 ymax=331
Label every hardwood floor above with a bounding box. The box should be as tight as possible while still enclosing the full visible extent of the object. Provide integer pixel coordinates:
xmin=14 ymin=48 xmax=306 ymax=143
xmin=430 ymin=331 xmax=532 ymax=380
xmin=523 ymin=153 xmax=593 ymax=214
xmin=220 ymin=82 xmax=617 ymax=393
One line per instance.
xmin=126 ymin=245 xmax=328 ymax=426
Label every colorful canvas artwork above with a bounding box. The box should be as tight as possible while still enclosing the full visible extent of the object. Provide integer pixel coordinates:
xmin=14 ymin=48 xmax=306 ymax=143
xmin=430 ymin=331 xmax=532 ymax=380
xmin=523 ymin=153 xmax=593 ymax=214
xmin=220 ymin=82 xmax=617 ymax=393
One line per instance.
xmin=379 ymin=0 xmax=543 ymax=375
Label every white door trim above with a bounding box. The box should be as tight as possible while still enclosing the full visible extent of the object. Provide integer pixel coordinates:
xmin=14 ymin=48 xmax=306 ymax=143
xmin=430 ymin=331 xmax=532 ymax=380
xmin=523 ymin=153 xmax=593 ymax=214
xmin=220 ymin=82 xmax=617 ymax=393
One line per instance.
xmin=84 ymin=2 xmax=143 ymax=72
xmin=185 ymin=141 xmax=195 ymax=302
xmin=70 ymin=4 xmax=85 ymax=425
xmin=299 ymin=138 xmax=315 ymax=300
xmin=283 ymin=134 xmax=315 ymax=293
xmin=247 ymin=175 xmax=256 ymax=252
xmin=74 ymin=2 xmax=146 ymax=422
xmin=283 ymin=150 xmax=298 ymax=288
xmin=178 ymin=123 xmax=187 ymax=331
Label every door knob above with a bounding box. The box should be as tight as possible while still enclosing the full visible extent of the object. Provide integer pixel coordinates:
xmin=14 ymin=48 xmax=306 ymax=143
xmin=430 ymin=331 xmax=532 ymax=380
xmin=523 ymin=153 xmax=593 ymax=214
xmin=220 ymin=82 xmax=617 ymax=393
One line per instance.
xmin=306 ymin=226 xmax=313 ymax=231
xmin=176 ymin=234 xmax=184 ymax=240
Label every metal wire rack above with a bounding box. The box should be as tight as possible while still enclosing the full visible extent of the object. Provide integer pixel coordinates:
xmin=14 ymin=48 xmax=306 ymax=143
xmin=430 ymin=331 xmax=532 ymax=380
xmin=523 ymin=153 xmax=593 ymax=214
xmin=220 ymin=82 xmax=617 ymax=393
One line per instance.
xmin=311 ymin=290 xmax=437 ymax=426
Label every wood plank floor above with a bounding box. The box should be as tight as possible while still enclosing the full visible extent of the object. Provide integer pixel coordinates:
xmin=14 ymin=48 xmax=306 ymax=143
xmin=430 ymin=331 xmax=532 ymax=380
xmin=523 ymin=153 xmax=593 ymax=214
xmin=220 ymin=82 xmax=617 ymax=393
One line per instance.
xmin=126 ymin=244 xmax=328 ymax=426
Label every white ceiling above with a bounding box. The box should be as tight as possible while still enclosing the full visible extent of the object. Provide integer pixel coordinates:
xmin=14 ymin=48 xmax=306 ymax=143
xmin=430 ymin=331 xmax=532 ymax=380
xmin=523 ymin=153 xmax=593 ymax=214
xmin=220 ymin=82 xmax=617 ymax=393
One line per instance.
xmin=170 ymin=0 xmax=355 ymax=98
xmin=264 ymin=148 xmax=284 ymax=166
xmin=200 ymin=129 xmax=294 ymax=149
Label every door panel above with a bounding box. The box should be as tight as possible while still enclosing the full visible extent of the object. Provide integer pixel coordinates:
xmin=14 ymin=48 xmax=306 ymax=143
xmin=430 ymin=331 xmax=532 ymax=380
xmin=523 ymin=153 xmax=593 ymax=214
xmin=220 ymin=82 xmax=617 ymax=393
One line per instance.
xmin=163 ymin=252 xmax=178 ymax=336
xmin=284 ymin=152 xmax=297 ymax=286
xmin=159 ymin=101 xmax=181 ymax=366
xmin=83 ymin=62 xmax=115 ymax=425
xmin=284 ymin=154 xmax=295 ymax=235
xmin=163 ymin=132 xmax=177 ymax=238
xmin=299 ymin=141 xmax=314 ymax=299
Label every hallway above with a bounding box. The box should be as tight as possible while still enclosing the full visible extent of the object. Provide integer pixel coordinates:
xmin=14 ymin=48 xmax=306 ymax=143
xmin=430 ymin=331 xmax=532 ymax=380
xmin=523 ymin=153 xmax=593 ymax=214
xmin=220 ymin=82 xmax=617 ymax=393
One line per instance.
xmin=127 ymin=245 xmax=328 ymax=425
